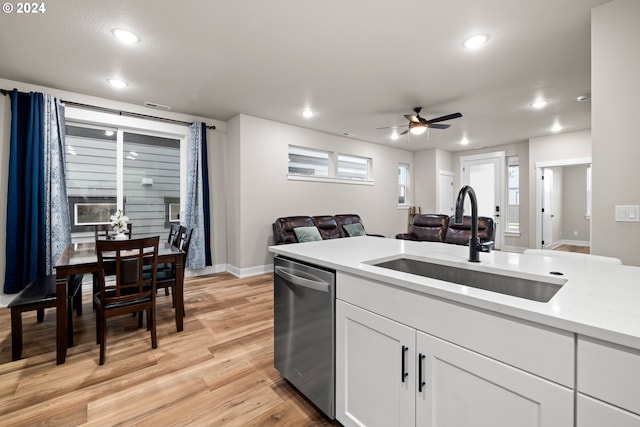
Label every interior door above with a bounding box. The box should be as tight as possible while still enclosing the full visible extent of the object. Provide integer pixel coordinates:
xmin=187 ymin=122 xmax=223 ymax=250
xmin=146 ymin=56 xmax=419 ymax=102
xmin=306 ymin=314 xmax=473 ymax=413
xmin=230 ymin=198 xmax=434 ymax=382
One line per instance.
xmin=462 ymin=155 xmax=503 ymax=249
xmin=542 ymin=168 xmax=554 ymax=248
xmin=438 ymin=172 xmax=454 ymax=216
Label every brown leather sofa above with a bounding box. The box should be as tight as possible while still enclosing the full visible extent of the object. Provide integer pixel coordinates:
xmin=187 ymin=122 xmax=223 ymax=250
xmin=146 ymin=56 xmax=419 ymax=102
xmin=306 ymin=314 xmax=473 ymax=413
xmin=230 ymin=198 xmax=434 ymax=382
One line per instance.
xmin=273 ymin=214 xmax=381 ymax=244
xmin=396 ymin=214 xmax=495 ymax=246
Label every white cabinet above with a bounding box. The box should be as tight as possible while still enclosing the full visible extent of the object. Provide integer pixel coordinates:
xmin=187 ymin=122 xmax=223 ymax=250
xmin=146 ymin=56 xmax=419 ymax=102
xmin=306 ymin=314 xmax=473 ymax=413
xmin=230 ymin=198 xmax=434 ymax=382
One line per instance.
xmin=337 ymin=300 xmax=573 ymax=427
xmin=577 ymin=394 xmax=640 ymax=427
xmin=416 ymin=331 xmax=573 ymax=427
xmin=577 ymin=336 xmax=640 ymax=425
xmin=336 ymin=300 xmax=415 ymax=427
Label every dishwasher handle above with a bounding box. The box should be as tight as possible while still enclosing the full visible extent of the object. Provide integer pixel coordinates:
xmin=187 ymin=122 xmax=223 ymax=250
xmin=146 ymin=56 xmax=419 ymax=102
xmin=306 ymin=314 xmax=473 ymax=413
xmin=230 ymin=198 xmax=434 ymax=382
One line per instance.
xmin=275 ymin=266 xmax=331 ymax=293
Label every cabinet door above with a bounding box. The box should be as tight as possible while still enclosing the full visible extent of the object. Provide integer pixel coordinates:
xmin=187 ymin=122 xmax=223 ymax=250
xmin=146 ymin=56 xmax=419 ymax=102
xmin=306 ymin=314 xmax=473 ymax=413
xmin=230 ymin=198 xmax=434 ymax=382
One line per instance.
xmin=577 ymin=394 xmax=640 ymax=427
xmin=416 ymin=331 xmax=573 ymax=427
xmin=336 ymin=301 xmax=415 ymax=427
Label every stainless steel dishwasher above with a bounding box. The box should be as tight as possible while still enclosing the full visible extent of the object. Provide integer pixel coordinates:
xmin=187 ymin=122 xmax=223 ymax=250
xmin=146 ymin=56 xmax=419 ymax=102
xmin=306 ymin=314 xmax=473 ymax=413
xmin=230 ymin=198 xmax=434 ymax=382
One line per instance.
xmin=274 ymin=256 xmax=335 ymax=419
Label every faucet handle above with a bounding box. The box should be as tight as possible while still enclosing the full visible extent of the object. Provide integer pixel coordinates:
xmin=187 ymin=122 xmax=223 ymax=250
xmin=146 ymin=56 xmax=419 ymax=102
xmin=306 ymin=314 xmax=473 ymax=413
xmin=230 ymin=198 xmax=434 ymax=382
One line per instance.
xmin=477 ymin=241 xmax=494 ymax=253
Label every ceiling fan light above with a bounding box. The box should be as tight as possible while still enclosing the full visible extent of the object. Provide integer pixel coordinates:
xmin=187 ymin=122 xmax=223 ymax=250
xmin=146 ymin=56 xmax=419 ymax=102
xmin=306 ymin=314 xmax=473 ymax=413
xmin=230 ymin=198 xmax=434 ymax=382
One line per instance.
xmin=409 ymin=124 xmax=427 ymax=135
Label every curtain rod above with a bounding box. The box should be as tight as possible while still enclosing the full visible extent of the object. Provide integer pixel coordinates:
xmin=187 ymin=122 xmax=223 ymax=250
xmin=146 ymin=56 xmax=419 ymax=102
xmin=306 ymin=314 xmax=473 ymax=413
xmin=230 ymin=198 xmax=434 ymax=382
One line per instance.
xmin=1 ymin=89 xmax=216 ymax=130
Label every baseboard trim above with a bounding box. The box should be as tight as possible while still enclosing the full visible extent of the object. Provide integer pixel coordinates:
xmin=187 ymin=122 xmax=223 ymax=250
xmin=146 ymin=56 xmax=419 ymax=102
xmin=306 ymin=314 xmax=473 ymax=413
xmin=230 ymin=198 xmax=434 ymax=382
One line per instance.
xmin=226 ymin=263 xmax=273 ymax=278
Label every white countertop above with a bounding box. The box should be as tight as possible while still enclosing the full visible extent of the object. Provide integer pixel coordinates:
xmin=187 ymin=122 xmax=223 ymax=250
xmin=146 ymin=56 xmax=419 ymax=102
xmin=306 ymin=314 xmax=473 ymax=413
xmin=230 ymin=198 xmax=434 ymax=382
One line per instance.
xmin=269 ymin=237 xmax=640 ymax=350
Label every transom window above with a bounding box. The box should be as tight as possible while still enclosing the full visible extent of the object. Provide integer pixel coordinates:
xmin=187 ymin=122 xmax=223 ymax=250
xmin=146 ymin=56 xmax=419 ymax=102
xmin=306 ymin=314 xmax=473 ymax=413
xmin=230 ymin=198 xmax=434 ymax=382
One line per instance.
xmin=287 ymin=145 xmax=373 ymax=184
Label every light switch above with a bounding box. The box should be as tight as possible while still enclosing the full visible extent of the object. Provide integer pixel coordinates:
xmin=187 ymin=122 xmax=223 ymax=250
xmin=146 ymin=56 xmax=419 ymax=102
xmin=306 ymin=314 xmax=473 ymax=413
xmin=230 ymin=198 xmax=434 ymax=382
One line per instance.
xmin=615 ymin=205 xmax=640 ymax=222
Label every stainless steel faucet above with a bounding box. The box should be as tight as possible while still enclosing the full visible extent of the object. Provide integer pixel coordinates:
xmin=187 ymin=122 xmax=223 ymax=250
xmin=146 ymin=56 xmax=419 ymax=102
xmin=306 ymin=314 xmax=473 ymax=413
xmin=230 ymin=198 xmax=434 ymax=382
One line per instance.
xmin=455 ymin=185 xmax=493 ymax=262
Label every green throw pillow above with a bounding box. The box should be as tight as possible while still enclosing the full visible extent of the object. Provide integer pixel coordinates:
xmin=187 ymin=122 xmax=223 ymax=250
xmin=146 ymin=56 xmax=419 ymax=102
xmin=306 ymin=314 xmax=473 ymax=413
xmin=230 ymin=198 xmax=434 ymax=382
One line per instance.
xmin=293 ymin=226 xmax=322 ymax=242
xmin=343 ymin=222 xmax=365 ymax=237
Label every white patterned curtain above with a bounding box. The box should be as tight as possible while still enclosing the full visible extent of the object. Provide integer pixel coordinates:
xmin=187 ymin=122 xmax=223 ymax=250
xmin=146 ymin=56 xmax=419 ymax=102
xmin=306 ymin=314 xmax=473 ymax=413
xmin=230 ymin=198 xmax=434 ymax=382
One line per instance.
xmin=43 ymin=94 xmax=72 ymax=274
xmin=184 ymin=122 xmax=207 ymax=269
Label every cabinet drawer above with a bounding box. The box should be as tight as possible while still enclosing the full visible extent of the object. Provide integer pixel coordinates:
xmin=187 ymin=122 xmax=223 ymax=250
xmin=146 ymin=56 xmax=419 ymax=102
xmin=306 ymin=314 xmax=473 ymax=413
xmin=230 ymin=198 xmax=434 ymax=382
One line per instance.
xmin=578 ymin=336 xmax=640 ymax=415
xmin=577 ymin=394 xmax=640 ymax=426
xmin=338 ymin=271 xmax=574 ymax=387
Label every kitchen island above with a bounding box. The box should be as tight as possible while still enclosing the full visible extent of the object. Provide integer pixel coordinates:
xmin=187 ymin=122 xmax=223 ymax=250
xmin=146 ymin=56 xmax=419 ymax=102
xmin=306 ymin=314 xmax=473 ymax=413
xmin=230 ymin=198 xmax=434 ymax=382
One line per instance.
xmin=269 ymin=236 xmax=640 ymax=427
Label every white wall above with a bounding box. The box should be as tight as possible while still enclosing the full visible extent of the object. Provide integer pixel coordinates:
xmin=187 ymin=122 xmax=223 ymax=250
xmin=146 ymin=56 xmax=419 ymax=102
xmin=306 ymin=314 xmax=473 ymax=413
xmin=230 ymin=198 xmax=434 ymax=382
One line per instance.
xmin=592 ymin=0 xmax=640 ymax=266
xmin=0 ymin=78 xmax=228 ymax=294
xmin=528 ymin=130 xmax=591 ymax=249
xmin=413 ymin=149 xmax=437 ymax=212
xmin=562 ymin=165 xmax=590 ymax=243
xmin=226 ymin=114 xmax=413 ymax=275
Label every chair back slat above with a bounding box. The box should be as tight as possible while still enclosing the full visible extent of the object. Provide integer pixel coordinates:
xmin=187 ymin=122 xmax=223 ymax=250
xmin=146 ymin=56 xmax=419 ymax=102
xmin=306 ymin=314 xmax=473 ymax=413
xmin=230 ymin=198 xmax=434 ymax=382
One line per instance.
xmin=96 ymin=236 xmax=159 ymax=306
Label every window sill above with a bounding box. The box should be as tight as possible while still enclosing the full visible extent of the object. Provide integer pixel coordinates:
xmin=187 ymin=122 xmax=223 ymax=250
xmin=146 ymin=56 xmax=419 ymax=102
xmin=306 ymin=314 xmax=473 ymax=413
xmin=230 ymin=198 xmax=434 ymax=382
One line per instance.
xmin=504 ymin=231 xmax=521 ymax=237
xmin=287 ymin=174 xmax=374 ymax=186
xmin=398 ymin=204 xmax=411 ymax=210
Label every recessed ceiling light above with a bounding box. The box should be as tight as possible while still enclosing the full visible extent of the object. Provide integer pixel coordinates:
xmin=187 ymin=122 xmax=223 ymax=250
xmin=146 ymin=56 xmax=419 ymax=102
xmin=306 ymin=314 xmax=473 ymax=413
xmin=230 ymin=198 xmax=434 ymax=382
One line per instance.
xmin=461 ymin=137 xmax=470 ymax=145
xmin=302 ymin=109 xmax=314 ymax=118
xmin=463 ymin=34 xmax=489 ymax=49
xmin=551 ymin=122 xmax=562 ymax=133
xmin=111 ymin=28 xmax=140 ymax=44
xmin=108 ymin=78 xmax=127 ymax=89
xmin=391 ymin=130 xmax=399 ymax=141
xmin=531 ymin=99 xmax=548 ymax=109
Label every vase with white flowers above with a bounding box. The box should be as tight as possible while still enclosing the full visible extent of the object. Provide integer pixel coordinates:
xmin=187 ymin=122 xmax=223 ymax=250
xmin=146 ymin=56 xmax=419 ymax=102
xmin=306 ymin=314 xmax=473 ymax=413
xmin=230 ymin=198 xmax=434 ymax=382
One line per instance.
xmin=110 ymin=209 xmax=129 ymax=239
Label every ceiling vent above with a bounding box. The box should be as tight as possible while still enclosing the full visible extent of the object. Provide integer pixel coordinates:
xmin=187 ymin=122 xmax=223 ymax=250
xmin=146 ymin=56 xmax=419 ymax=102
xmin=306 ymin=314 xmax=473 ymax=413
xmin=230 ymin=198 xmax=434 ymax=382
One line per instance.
xmin=144 ymin=101 xmax=172 ymax=111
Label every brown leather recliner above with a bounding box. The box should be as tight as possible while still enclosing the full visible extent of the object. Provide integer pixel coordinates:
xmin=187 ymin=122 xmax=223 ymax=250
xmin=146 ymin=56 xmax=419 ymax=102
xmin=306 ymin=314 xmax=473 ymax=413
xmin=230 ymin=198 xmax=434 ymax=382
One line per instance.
xmin=312 ymin=215 xmax=342 ymax=240
xmin=444 ymin=215 xmax=495 ymax=246
xmin=273 ymin=214 xmax=382 ymax=244
xmin=272 ymin=216 xmax=316 ymax=245
xmin=396 ymin=214 xmax=449 ymax=242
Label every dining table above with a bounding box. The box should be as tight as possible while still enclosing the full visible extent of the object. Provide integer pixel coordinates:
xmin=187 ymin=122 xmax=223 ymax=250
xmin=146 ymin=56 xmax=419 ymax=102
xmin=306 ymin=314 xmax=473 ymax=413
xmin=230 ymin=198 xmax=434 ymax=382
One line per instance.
xmin=54 ymin=240 xmax=186 ymax=364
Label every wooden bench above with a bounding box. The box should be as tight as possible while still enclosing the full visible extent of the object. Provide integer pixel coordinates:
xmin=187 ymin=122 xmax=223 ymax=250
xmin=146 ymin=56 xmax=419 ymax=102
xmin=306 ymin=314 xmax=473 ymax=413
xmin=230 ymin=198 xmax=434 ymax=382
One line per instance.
xmin=8 ymin=274 xmax=83 ymax=360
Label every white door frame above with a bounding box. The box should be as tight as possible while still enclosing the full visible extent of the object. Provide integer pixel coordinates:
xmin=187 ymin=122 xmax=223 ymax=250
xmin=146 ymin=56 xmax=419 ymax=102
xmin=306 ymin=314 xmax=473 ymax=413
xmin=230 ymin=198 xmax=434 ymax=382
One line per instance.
xmin=459 ymin=151 xmax=505 ymax=250
xmin=534 ymin=157 xmax=591 ymax=249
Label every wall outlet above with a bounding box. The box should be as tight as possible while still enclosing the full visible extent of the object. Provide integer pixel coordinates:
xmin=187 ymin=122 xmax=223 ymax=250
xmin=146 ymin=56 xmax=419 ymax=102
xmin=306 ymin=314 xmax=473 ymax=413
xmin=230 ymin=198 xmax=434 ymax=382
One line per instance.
xmin=615 ymin=205 xmax=640 ymax=222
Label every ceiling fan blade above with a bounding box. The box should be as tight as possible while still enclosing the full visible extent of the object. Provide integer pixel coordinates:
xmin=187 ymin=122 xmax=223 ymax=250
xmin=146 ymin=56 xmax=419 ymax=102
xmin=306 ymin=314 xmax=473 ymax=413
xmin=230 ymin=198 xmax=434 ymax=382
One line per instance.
xmin=404 ymin=114 xmax=420 ymax=123
xmin=377 ymin=124 xmax=409 ymax=130
xmin=427 ymin=123 xmax=451 ymax=129
xmin=399 ymin=129 xmax=409 ymax=135
xmin=426 ymin=112 xmax=463 ymax=124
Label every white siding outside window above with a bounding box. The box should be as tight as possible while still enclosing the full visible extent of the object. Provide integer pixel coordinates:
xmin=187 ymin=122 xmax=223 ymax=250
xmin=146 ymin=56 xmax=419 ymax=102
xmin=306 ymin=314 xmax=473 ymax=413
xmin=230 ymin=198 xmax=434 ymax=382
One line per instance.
xmin=398 ymin=163 xmax=410 ymax=206
xmin=506 ymin=156 xmax=519 ymax=234
xmin=288 ymin=146 xmax=329 ymax=177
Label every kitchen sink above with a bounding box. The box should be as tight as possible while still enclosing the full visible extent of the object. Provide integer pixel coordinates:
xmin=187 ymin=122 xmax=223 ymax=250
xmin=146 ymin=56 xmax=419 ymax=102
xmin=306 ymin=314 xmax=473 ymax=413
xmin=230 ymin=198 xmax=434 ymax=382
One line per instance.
xmin=371 ymin=257 xmax=565 ymax=303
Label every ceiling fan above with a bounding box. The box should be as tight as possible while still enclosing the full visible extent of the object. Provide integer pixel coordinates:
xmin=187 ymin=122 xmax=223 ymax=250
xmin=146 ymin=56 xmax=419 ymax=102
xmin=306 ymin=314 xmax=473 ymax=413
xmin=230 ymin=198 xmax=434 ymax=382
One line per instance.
xmin=379 ymin=107 xmax=463 ymax=136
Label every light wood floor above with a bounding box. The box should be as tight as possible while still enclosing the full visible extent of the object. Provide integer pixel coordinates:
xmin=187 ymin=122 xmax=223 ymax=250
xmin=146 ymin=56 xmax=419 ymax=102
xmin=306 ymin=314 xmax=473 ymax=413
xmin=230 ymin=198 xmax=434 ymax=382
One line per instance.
xmin=553 ymin=244 xmax=590 ymax=254
xmin=0 ymin=273 xmax=340 ymax=426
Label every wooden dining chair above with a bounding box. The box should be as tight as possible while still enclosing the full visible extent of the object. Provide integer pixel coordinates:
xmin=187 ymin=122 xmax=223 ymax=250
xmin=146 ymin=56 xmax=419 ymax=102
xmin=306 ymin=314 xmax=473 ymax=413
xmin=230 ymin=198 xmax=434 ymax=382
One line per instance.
xmin=94 ymin=236 xmax=159 ymax=365
xmin=93 ymin=223 xmax=133 ymax=307
xmin=168 ymin=223 xmax=181 ymax=245
xmin=149 ymin=226 xmax=192 ymax=318
xmin=155 ymin=223 xmax=182 ymax=296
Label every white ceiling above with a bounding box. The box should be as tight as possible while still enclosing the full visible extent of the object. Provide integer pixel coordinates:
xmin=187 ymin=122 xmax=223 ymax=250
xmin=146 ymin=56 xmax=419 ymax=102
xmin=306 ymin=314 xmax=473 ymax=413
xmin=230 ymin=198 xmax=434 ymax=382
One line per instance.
xmin=0 ymin=0 xmax=611 ymax=152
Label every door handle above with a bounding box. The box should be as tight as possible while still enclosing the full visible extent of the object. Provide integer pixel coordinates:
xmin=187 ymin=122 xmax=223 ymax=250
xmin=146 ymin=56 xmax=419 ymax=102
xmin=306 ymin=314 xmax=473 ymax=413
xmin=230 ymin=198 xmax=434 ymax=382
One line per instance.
xmin=401 ymin=345 xmax=409 ymax=383
xmin=274 ymin=266 xmax=330 ymax=292
xmin=418 ymin=353 xmax=426 ymax=392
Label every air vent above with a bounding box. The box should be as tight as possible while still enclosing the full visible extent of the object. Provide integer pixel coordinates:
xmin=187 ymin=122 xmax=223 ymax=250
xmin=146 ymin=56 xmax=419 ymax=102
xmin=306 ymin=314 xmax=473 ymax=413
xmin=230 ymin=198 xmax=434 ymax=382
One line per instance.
xmin=143 ymin=101 xmax=172 ymax=111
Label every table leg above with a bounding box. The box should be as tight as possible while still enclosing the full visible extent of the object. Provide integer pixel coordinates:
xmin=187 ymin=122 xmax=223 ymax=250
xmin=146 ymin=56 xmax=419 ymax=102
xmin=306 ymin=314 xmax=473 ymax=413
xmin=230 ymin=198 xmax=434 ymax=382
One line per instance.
xmin=56 ymin=273 xmax=68 ymax=364
xmin=174 ymin=254 xmax=184 ymax=332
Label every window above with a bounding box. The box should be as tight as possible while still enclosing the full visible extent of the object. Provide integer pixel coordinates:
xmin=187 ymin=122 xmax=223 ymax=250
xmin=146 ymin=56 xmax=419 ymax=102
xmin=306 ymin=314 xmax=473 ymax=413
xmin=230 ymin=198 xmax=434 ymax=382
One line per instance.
xmin=287 ymin=145 xmax=373 ymax=184
xmin=337 ymin=154 xmax=371 ymax=181
xmin=64 ymin=108 xmax=188 ymax=243
xmin=506 ymin=156 xmax=519 ymax=233
xmin=288 ymin=146 xmax=329 ymax=177
xmin=398 ymin=163 xmax=410 ymax=205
